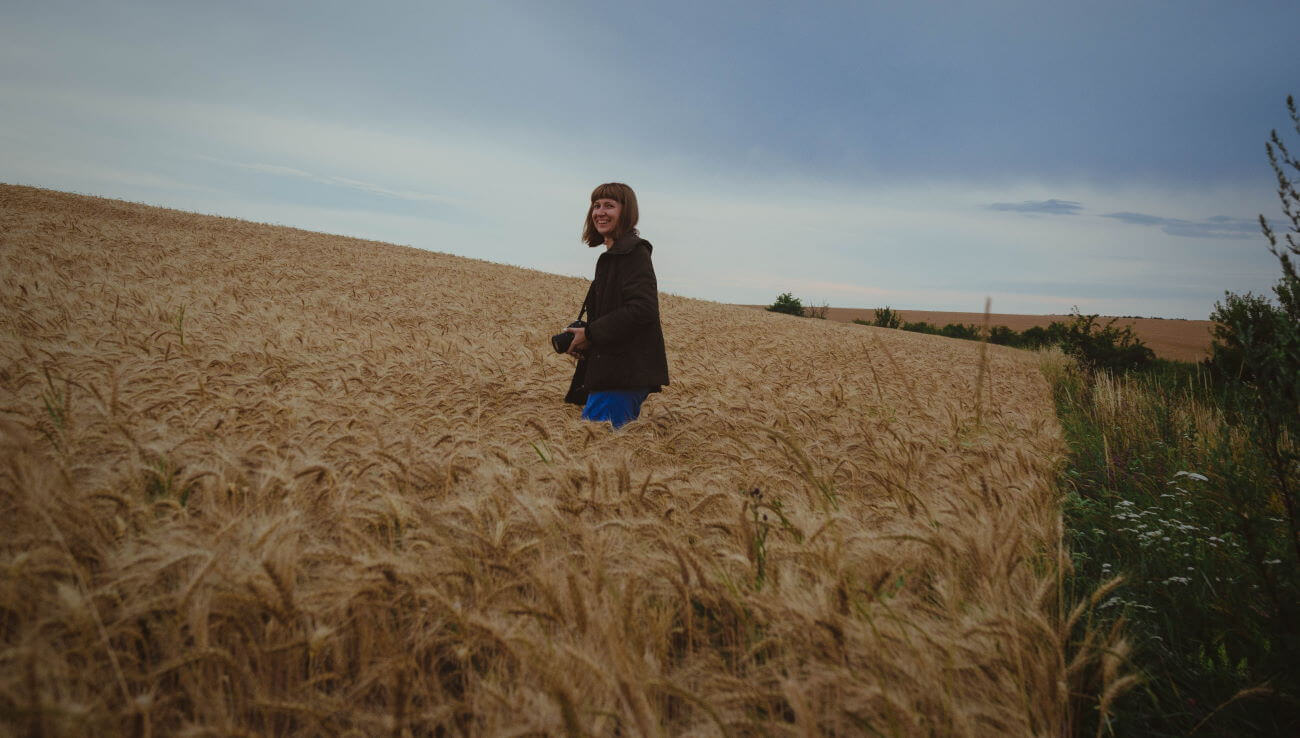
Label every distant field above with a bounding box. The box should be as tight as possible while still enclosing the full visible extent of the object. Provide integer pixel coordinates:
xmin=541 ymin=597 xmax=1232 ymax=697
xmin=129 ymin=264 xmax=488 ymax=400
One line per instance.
xmin=2 ymin=185 xmax=1088 ymax=735
xmin=741 ymin=306 xmax=1215 ymax=363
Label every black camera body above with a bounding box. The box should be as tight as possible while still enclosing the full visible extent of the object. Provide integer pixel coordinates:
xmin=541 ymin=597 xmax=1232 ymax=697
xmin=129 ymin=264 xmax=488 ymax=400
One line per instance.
xmin=551 ymin=320 xmax=588 ymax=353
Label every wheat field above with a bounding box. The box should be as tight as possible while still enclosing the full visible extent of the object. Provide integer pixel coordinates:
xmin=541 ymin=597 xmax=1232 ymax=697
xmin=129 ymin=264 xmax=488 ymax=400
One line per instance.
xmin=0 ymin=185 xmax=1114 ymax=736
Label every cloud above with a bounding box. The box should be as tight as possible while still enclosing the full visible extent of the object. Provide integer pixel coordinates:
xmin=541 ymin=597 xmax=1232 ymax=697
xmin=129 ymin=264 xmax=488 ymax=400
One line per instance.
xmin=987 ymin=199 xmax=1083 ymax=215
xmin=1102 ymin=211 xmax=1259 ymax=239
xmin=201 ymin=156 xmax=461 ymax=205
xmin=1103 ymin=211 xmax=1164 ymax=226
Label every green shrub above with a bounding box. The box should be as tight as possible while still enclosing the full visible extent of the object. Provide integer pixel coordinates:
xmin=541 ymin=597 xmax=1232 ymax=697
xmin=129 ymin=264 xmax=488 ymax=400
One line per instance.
xmin=766 ymin=292 xmax=804 ymax=316
xmin=1208 ymin=291 xmax=1289 ymax=382
xmin=939 ymin=323 xmax=980 ymax=340
xmin=1209 ymin=94 xmax=1300 ymax=467
xmin=1058 ymin=310 xmax=1155 ymax=373
xmin=1020 ymin=323 xmax=1066 ymax=349
xmin=872 ymin=306 xmax=902 ymax=329
xmin=987 ymin=325 xmax=1017 ymax=345
xmin=901 ymin=320 xmax=939 ymax=335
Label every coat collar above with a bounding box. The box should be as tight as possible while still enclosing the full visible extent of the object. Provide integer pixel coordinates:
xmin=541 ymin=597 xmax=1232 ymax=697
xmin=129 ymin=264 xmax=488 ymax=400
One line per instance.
xmin=602 ymin=232 xmax=652 ymax=255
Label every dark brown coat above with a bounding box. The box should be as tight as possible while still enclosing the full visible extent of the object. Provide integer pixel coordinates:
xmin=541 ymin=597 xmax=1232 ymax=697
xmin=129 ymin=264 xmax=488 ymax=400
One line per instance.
xmin=564 ymin=233 xmax=670 ymax=405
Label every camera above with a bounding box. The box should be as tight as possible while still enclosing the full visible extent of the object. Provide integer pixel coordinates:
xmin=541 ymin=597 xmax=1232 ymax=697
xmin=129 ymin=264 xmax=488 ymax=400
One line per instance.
xmin=551 ymin=320 xmax=588 ymax=353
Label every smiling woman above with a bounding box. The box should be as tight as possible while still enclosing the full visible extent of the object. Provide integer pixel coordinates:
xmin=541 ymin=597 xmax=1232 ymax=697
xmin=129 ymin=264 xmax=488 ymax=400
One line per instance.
xmin=562 ymin=182 xmax=670 ymax=428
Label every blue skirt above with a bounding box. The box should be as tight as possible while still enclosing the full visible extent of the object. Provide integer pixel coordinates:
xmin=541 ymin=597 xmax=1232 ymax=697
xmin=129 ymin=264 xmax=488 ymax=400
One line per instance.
xmin=581 ymin=389 xmax=651 ymax=429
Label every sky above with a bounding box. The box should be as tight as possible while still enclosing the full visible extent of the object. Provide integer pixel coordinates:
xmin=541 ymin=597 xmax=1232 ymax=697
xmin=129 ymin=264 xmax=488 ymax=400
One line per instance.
xmin=2 ymin=0 xmax=1297 ymax=319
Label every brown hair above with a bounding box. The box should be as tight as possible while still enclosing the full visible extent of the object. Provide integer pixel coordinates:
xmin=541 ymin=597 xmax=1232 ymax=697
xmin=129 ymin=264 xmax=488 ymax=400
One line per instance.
xmin=582 ymin=182 xmax=639 ymax=247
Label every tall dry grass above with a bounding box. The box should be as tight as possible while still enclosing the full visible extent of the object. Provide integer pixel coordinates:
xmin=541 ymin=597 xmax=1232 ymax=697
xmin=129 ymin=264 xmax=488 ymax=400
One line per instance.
xmin=2 ymin=185 xmax=1107 ymax=735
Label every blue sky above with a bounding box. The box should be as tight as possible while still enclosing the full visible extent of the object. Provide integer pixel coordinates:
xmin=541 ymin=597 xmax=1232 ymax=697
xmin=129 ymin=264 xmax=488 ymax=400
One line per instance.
xmin=2 ymin=1 xmax=1297 ymax=318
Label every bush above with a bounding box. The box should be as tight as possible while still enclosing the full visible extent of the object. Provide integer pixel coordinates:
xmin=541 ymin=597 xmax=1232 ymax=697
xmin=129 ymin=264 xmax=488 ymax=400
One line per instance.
xmin=872 ymin=306 xmax=902 ymax=329
xmin=901 ymin=320 xmax=939 ymax=335
xmin=987 ymin=325 xmax=1017 ymax=345
xmin=1208 ymin=291 xmax=1289 ymax=382
xmin=1058 ymin=309 xmax=1155 ymax=373
xmin=939 ymin=323 xmax=980 ymax=340
xmin=1020 ymin=323 xmax=1066 ymax=350
xmin=1209 ymin=95 xmax=1300 ymax=456
xmin=766 ymin=292 xmax=804 ymax=316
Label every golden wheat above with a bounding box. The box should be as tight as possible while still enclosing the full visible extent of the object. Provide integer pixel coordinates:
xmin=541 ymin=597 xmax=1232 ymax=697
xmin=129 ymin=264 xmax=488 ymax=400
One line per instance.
xmin=1 ymin=184 xmax=1104 ymax=735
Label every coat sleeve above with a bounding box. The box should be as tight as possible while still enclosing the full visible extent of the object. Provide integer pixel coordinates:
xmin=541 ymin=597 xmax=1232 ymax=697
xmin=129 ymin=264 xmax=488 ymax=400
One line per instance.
xmin=586 ymin=245 xmax=659 ymax=346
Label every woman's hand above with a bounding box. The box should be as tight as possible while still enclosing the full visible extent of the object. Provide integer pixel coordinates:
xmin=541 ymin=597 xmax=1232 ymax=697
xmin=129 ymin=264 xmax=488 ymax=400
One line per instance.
xmin=566 ymin=326 xmax=589 ymax=357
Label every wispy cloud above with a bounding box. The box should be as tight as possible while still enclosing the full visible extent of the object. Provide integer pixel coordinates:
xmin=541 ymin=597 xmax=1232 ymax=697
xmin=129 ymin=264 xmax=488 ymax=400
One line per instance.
xmin=1102 ymin=211 xmax=1259 ymax=239
xmin=201 ymin=156 xmax=461 ymax=205
xmin=987 ymin=199 xmax=1083 ymax=215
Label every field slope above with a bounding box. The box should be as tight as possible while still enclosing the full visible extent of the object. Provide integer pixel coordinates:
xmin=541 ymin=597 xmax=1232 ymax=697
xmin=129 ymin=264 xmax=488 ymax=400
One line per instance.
xmin=1 ymin=185 xmax=1073 ymax=736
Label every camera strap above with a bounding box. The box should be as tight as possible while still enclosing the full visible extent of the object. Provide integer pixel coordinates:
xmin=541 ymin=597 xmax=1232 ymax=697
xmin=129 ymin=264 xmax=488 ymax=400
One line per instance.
xmin=576 ymin=279 xmax=596 ymax=322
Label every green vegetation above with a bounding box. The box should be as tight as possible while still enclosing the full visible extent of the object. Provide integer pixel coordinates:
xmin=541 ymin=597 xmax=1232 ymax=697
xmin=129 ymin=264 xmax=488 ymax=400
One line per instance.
xmin=1052 ymin=362 xmax=1297 ymax=736
xmin=766 ymin=292 xmax=805 ymax=316
xmin=857 ymin=309 xmax=1155 ymax=373
xmin=1055 ymin=96 xmax=1300 ymax=737
xmin=1057 ymin=313 xmax=1155 ymax=374
xmin=766 ymin=293 xmax=829 ymax=318
xmin=869 ymin=305 xmax=902 ymax=329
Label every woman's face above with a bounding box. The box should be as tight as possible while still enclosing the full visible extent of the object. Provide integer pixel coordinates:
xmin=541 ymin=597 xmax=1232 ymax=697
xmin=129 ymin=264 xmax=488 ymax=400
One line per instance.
xmin=591 ymin=198 xmax=621 ymax=238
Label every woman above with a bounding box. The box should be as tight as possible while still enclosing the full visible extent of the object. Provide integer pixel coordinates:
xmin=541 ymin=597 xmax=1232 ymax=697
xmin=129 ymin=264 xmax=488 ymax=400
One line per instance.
xmin=562 ymin=183 xmax=669 ymax=428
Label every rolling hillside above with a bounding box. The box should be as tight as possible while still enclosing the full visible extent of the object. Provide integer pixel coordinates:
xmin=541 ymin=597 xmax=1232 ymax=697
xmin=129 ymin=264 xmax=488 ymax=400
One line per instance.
xmin=1 ymin=185 xmax=1086 ymax=735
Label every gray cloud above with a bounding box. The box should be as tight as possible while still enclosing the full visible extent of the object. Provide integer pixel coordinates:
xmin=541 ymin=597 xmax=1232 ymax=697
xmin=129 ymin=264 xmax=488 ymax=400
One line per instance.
xmin=1102 ymin=212 xmax=1259 ymax=239
xmin=988 ymin=199 xmax=1083 ymax=215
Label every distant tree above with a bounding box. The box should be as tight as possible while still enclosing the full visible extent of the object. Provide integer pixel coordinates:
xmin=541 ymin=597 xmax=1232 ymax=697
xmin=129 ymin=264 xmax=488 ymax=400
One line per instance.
xmin=766 ymin=292 xmax=804 ymax=316
xmin=872 ymin=306 xmax=902 ymax=329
